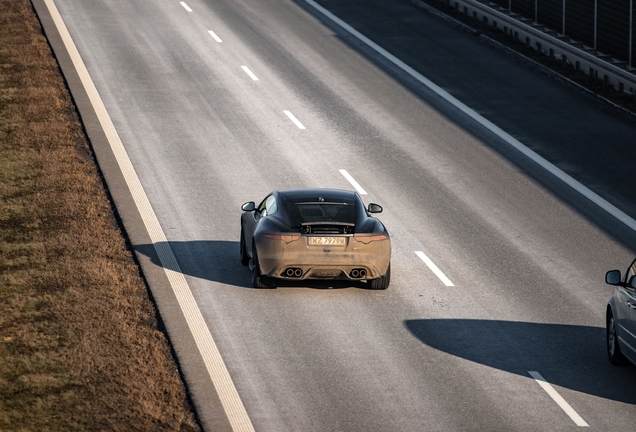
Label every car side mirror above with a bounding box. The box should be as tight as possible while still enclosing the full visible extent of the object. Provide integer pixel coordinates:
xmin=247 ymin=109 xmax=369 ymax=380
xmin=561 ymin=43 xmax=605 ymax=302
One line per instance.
xmin=242 ymin=201 xmax=255 ymax=212
xmin=605 ymin=270 xmax=622 ymax=285
xmin=629 ymin=275 xmax=636 ymax=289
xmin=367 ymin=203 xmax=383 ymax=214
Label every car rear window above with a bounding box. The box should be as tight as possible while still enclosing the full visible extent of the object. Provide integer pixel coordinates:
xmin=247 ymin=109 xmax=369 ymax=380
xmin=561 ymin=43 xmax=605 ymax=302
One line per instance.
xmin=290 ymin=202 xmax=355 ymax=224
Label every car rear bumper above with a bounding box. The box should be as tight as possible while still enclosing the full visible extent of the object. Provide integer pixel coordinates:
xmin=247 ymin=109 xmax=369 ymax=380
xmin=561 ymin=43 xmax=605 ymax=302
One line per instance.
xmin=255 ymin=236 xmax=391 ymax=280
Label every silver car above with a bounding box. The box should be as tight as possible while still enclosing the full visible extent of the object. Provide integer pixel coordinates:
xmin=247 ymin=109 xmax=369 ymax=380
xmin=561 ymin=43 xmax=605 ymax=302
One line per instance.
xmin=605 ymin=257 xmax=636 ymax=365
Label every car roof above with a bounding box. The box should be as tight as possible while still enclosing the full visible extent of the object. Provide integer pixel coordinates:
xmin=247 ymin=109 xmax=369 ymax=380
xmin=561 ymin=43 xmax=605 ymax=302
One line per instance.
xmin=277 ymin=188 xmax=358 ymax=203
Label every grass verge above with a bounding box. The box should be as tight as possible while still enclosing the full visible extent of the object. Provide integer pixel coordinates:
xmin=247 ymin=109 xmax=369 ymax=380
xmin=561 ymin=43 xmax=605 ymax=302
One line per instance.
xmin=0 ymin=0 xmax=200 ymax=429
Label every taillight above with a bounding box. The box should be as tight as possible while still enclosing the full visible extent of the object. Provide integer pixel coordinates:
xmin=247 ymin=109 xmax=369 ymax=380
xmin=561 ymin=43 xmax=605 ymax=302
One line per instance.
xmin=353 ymin=233 xmax=388 ymax=244
xmin=261 ymin=233 xmax=301 ymax=243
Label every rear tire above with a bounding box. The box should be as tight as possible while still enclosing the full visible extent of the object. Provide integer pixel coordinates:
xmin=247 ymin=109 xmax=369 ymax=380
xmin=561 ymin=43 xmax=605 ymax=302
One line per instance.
xmin=251 ymin=245 xmax=269 ymax=289
xmin=369 ymin=265 xmax=390 ymax=290
xmin=240 ymin=225 xmax=249 ymax=266
xmin=607 ymin=309 xmax=626 ymax=365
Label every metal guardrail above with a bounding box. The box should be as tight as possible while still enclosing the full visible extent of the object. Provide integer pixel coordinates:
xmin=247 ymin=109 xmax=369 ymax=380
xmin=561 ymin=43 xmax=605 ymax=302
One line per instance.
xmin=448 ymin=0 xmax=636 ymax=95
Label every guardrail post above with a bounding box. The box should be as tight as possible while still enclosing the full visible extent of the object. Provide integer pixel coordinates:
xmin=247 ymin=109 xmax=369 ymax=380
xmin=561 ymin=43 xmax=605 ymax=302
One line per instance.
xmin=562 ymin=0 xmax=566 ymax=35
xmin=594 ymin=0 xmax=597 ymax=49
xmin=630 ymin=0 xmax=633 ymax=66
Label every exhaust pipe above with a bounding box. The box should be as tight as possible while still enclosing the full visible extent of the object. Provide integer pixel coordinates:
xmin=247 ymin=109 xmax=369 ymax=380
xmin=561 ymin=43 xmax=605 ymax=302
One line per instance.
xmin=285 ymin=268 xmax=303 ymax=278
xmin=351 ymin=269 xmax=367 ymax=278
xmin=350 ymin=268 xmax=367 ymax=279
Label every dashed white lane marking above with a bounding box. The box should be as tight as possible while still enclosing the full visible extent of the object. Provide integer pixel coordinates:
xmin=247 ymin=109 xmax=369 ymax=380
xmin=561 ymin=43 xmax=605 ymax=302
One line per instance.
xmin=43 ymin=0 xmax=254 ymax=431
xmin=283 ymin=110 xmax=306 ymax=129
xmin=339 ymin=169 xmax=367 ymax=195
xmin=241 ymin=66 xmax=259 ymax=81
xmin=180 ymin=1 xmax=192 ymax=12
xmin=303 ymin=0 xmax=636 ymax=234
xmin=415 ymin=251 xmax=454 ymax=286
xmin=208 ymin=30 xmax=223 ymax=42
xmin=528 ymin=371 xmax=589 ymax=427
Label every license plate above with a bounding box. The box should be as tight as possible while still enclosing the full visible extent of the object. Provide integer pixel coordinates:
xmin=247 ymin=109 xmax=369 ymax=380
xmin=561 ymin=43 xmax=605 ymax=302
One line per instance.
xmin=309 ymin=236 xmax=346 ymax=246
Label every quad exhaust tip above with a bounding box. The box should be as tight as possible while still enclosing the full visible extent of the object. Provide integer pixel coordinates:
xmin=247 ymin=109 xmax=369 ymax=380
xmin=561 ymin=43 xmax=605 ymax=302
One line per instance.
xmin=350 ymin=268 xmax=367 ymax=279
xmin=285 ymin=268 xmax=367 ymax=278
xmin=285 ymin=268 xmax=303 ymax=277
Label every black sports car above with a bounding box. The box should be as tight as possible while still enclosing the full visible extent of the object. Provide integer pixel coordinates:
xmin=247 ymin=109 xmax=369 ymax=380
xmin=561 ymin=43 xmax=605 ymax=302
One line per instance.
xmin=240 ymin=188 xmax=391 ymax=289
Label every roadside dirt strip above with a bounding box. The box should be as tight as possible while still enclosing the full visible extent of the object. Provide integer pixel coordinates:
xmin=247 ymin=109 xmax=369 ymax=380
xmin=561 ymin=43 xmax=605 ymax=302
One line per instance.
xmin=29 ymin=0 xmax=237 ymax=429
xmin=0 ymin=0 xmax=200 ymax=429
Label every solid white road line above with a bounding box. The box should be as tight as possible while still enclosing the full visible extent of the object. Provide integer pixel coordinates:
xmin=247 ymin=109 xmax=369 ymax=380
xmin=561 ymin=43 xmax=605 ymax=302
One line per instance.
xmin=339 ymin=169 xmax=368 ymax=195
xmin=241 ymin=66 xmax=259 ymax=81
xmin=303 ymin=0 xmax=636 ymax=234
xmin=415 ymin=251 xmax=454 ymax=286
xmin=284 ymin=110 xmax=306 ymax=129
xmin=528 ymin=371 xmax=589 ymax=427
xmin=208 ymin=30 xmax=223 ymax=42
xmin=43 ymin=0 xmax=254 ymax=431
xmin=180 ymin=1 xmax=193 ymax=12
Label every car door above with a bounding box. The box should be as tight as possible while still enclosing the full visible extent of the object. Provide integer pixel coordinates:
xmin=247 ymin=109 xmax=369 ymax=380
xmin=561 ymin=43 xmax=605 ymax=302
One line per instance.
xmin=616 ymin=259 xmax=636 ymax=361
xmin=243 ymin=195 xmax=272 ymax=254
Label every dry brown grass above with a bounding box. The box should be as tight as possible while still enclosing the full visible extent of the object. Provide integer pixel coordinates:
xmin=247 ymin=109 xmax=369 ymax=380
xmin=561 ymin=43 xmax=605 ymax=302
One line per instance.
xmin=0 ymin=0 xmax=200 ymax=429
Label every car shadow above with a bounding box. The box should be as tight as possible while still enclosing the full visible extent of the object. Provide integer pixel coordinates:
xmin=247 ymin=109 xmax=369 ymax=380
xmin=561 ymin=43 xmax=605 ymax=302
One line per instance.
xmin=133 ymin=240 xmax=368 ymax=290
xmin=405 ymin=318 xmax=636 ymax=404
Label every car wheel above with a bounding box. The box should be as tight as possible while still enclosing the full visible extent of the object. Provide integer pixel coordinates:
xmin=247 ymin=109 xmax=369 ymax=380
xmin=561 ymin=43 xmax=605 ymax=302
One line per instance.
xmin=251 ymin=244 xmax=269 ymax=289
xmin=240 ymin=225 xmax=249 ymax=266
xmin=369 ymin=265 xmax=390 ymax=290
xmin=607 ymin=309 xmax=626 ymax=365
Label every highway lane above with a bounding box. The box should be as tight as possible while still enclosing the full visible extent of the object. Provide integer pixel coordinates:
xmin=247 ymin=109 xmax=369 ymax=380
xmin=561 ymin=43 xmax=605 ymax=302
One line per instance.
xmin=47 ymin=0 xmax=636 ymax=430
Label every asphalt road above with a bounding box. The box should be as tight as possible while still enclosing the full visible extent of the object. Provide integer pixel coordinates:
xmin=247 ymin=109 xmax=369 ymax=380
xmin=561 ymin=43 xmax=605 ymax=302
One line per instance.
xmin=42 ymin=0 xmax=636 ymax=430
